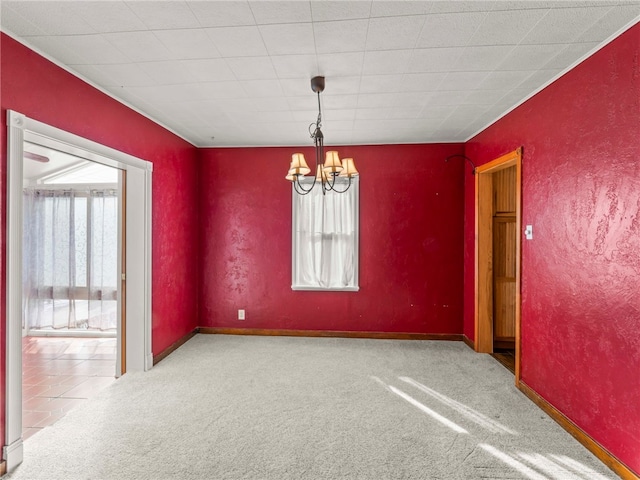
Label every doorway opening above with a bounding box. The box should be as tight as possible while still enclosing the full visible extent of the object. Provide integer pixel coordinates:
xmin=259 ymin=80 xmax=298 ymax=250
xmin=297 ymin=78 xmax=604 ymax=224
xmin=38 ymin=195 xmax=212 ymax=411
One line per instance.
xmin=5 ymin=110 xmax=153 ymax=472
xmin=22 ymin=146 xmax=122 ymax=440
xmin=474 ymin=148 xmax=522 ymax=382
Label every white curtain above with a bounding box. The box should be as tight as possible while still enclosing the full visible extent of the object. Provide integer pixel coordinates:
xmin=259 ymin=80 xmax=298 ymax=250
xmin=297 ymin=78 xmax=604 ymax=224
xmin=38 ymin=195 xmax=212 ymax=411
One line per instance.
xmin=293 ymin=178 xmax=358 ymax=289
xmin=23 ymin=188 xmax=119 ymax=331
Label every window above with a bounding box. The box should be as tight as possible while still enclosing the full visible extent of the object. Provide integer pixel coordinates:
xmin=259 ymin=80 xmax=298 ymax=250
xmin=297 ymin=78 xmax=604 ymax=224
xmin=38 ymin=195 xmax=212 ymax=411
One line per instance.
xmin=23 ymin=187 xmax=119 ymax=331
xmin=292 ymin=177 xmax=359 ymax=291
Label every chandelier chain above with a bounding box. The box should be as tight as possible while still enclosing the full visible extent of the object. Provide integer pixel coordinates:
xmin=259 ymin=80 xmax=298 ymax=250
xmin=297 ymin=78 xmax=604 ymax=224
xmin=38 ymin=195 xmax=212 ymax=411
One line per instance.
xmin=309 ymin=91 xmax=322 ymax=140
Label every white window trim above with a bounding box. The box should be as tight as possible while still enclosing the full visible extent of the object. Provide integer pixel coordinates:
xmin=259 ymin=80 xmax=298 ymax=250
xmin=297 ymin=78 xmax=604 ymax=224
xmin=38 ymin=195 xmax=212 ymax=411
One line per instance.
xmin=291 ymin=176 xmax=359 ymax=292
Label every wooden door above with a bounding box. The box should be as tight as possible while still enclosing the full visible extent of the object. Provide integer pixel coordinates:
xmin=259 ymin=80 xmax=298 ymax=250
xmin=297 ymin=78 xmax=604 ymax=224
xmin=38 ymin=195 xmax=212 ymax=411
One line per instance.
xmin=491 ymin=165 xmax=516 ymax=349
xmin=475 ymin=148 xmax=522 ymax=381
xmin=493 ymin=216 xmax=516 ymax=348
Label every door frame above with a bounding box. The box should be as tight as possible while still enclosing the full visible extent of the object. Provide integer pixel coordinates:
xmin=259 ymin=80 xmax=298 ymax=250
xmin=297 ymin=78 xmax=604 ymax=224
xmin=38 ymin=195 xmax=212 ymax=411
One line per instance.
xmin=474 ymin=147 xmax=522 ymax=382
xmin=4 ymin=110 xmax=153 ymax=471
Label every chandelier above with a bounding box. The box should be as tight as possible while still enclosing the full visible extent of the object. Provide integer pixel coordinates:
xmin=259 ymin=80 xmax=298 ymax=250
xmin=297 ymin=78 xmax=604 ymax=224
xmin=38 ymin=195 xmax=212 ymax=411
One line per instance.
xmin=285 ymin=76 xmax=359 ymax=195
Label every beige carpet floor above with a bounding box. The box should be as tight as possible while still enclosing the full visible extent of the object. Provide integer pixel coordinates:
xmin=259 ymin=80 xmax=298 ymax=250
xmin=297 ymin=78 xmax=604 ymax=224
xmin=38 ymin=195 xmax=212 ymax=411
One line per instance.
xmin=4 ymin=334 xmax=618 ymax=479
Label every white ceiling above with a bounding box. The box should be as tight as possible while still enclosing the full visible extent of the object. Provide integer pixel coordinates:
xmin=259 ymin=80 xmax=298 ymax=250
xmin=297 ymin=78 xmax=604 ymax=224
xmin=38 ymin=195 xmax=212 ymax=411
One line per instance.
xmin=2 ymin=1 xmax=638 ymax=147
xmin=23 ymin=142 xmax=90 ymax=183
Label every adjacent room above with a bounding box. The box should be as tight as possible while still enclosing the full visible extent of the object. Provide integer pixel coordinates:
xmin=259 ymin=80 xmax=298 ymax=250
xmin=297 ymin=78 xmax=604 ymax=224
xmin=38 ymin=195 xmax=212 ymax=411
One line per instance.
xmin=21 ymin=144 xmax=121 ymax=440
xmin=0 ymin=2 xmax=638 ymax=479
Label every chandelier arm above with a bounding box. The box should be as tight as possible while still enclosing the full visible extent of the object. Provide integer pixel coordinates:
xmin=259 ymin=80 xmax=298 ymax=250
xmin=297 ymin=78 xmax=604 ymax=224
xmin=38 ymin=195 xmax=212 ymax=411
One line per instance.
xmin=321 ymin=175 xmax=331 ymax=193
xmin=293 ymin=176 xmax=315 ymax=195
xmin=325 ymin=176 xmax=352 ymax=194
xmin=322 ymin=173 xmax=336 ymax=191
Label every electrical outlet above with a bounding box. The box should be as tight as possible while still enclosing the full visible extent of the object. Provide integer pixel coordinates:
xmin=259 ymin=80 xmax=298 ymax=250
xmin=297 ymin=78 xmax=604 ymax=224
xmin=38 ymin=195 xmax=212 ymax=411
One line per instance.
xmin=238 ymin=309 xmax=245 ymax=320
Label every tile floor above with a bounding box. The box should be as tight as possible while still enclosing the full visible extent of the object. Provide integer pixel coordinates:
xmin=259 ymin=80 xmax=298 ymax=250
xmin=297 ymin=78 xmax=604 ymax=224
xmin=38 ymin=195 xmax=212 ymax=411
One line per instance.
xmin=22 ymin=336 xmax=116 ymax=441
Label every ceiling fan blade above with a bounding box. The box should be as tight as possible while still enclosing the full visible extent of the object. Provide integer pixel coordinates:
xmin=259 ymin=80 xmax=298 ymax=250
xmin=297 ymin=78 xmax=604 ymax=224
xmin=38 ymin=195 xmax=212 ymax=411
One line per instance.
xmin=24 ymin=151 xmax=50 ymax=163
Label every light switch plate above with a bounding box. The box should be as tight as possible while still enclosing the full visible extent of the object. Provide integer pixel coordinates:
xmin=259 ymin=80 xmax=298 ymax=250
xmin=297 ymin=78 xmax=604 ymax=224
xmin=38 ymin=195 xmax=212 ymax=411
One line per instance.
xmin=525 ymin=225 xmax=533 ymax=240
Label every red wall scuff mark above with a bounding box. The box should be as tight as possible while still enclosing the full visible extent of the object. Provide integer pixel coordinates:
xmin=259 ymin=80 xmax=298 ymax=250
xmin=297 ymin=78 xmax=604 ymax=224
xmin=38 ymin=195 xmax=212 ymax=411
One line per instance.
xmin=198 ymin=144 xmax=465 ymax=334
xmin=464 ymin=24 xmax=640 ymax=473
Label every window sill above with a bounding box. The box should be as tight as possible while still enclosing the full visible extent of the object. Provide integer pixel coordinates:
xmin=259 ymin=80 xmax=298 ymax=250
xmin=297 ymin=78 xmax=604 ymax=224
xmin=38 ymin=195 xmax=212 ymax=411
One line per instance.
xmin=292 ymin=286 xmax=359 ymax=292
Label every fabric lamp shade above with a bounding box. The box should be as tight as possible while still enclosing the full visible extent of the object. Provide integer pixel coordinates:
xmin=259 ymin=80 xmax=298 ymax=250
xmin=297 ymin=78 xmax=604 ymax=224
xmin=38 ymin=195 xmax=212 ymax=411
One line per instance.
xmin=339 ymin=158 xmax=359 ymax=177
xmin=315 ymin=167 xmax=328 ymax=182
xmin=323 ymin=150 xmax=343 ymax=173
xmin=285 ymin=160 xmax=295 ymax=181
xmin=289 ymin=153 xmax=311 ymax=176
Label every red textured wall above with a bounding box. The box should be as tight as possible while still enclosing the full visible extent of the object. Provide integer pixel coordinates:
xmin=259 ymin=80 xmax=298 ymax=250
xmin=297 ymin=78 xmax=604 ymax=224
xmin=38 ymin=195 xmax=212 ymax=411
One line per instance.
xmin=198 ymin=144 xmax=465 ymax=334
xmin=0 ymin=33 xmax=199 ymax=445
xmin=464 ymin=25 xmax=640 ymax=473
xmin=2 ymin=20 xmax=637 ymax=475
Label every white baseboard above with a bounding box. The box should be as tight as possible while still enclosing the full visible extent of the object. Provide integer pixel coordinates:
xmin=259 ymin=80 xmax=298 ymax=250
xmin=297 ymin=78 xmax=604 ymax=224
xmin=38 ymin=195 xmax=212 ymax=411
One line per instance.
xmin=145 ymin=353 xmax=154 ymax=371
xmin=3 ymin=438 xmax=23 ymax=472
